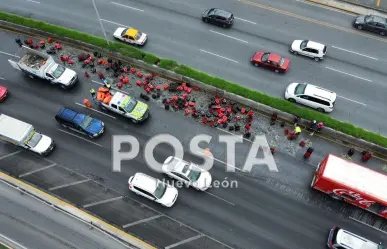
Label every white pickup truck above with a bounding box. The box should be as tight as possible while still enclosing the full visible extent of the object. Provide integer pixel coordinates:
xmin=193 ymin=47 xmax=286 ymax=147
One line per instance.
xmin=0 ymin=114 xmax=55 ymax=156
xmin=8 ymin=46 xmax=77 ymax=89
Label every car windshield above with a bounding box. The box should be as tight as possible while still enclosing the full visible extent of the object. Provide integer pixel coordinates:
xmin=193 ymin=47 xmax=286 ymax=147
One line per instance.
xmin=295 ymin=83 xmax=307 ymax=95
xmin=51 ymin=65 xmax=66 ymax=78
xmin=365 ymin=15 xmax=373 ymax=23
xmin=135 ymin=32 xmax=142 ymax=40
xmin=279 ymin=58 xmax=285 ymax=66
xmin=123 ymin=98 xmax=138 ymax=113
xmin=300 ymin=40 xmax=308 ymax=49
xmin=26 ymin=131 xmax=42 ymax=148
xmin=154 ymin=181 xmax=167 ymax=199
xmin=261 ymin=53 xmax=270 ymax=62
xmin=121 ymin=28 xmax=128 ymax=36
xmin=80 ymin=116 xmax=93 ymax=130
xmin=187 ymin=167 xmax=201 ymax=182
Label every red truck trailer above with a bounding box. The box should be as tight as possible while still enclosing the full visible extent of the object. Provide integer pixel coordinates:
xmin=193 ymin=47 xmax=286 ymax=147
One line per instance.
xmin=311 ymin=154 xmax=387 ymax=218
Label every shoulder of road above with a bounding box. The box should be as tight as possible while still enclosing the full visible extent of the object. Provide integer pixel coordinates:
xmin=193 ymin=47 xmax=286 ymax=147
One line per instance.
xmin=307 ymin=0 xmax=387 ymax=15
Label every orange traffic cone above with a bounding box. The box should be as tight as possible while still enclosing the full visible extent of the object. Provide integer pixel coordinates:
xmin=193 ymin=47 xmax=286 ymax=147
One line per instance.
xmin=83 ymin=98 xmax=92 ymax=108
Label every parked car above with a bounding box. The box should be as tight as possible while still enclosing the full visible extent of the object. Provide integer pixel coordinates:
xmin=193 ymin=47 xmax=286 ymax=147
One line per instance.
xmin=289 ymin=40 xmax=326 ymax=61
xmin=162 ymin=156 xmax=212 ymax=191
xmin=250 ymin=52 xmax=290 ymax=73
xmin=55 ymin=107 xmax=104 ymax=138
xmin=284 ymin=82 xmax=336 ymax=113
xmin=0 ymin=85 xmax=8 ymax=102
xmin=353 ymin=15 xmax=387 ymax=36
xmin=128 ymin=173 xmax=178 ymax=207
xmin=327 ymin=226 xmax=384 ymax=249
xmin=113 ymin=27 xmax=147 ymax=46
xmin=202 ymin=8 xmax=234 ymax=28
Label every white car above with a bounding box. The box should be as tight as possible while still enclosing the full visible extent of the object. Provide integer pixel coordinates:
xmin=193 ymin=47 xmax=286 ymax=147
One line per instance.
xmin=327 ymin=226 xmax=384 ymax=249
xmin=162 ymin=156 xmax=212 ymax=191
xmin=289 ymin=40 xmax=326 ymax=61
xmin=128 ymin=173 xmax=178 ymax=207
xmin=285 ymin=82 xmax=336 ymax=113
xmin=113 ymin=27 xmax=147 ymax=46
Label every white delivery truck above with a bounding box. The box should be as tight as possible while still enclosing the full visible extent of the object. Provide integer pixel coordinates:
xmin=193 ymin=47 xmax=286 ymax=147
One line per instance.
xmin=0 ymin=114 xmax=55 ymax=156
xmin=8 ymin=46 xmax=78 ymax=89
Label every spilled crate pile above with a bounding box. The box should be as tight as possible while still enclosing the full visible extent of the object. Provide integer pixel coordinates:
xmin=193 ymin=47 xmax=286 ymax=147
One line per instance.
xmin=17 ymin=36 xmax=303 ymax=156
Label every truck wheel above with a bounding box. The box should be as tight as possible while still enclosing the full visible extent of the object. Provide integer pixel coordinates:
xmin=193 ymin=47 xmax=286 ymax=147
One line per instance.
xmin=131 ymin=119 xmax=139 ymax=123
xmin=61 ymin=84 xmax=67 ymax=89
xmin=28 ymin=75 xmax=34 ymax=79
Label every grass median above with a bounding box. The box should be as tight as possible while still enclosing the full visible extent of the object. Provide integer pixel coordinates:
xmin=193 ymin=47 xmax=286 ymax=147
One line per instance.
xmin=1 ymin=11 xmax=386 ymax=148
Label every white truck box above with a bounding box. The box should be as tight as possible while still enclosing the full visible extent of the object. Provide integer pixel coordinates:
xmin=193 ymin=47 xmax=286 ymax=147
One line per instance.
xmin=0 ymin=114 xmax=55 ymax=156
xmin=8 ymin=46 xmax=77 ymax=89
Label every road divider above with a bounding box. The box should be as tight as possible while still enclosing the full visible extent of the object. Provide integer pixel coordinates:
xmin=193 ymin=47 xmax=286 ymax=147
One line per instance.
xmin=0 ymin=171 xmax=157 ymax=249
xmin=0 ymin=12 xmax=386 ymax=156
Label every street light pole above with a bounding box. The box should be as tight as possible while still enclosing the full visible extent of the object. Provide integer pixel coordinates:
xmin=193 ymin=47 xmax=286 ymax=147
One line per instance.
xmin=92 ymin=0 xmax=110 ymax=45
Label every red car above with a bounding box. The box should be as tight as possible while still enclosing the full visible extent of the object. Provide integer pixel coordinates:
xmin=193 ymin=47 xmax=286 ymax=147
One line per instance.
xmin=251 ymin=52 xmax=290 ymax=73
xmin=0 ymin=86 xmax=8 ymax=102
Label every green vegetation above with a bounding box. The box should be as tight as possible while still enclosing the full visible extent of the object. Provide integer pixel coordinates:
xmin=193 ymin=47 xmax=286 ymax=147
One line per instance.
xmin=1 ymin=11 xmax=386 ymax=148
xmin=0 ymin=243 xmax=10 ymax=249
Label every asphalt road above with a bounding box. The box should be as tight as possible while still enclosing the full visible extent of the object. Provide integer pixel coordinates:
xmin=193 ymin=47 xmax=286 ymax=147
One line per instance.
xmin=0 ymin=180 xmax=131 ymax=249
xmin=1 ymin=0 xmax=387 ymax=135
xmin=0 ymin=30 xmax=386 ymax=249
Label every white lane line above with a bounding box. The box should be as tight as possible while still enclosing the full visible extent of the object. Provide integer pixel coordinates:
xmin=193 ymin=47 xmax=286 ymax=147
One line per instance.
xmin=337 ymin=95 xmax=367 ymax=106
xmin=0 ymin=50 xmax=20 ymax=58
xmin=122 ymin=215 xmax=163 ymax=228
xmin=165 ymin=234 xmax=204 ymax=249
xmin=0 ymin=77 xmax=5 ymax=80
xmin=100 ymin=19 xmax=127 ymax=27
xmin=56 ymin=129 xmax=103 ymax=147
xmin=325 ymin=67 xmax=372 ymax=82
xmin=83 ymin=196 xmax=124 ymax=208
xmin=198 ymin=151 xmax=242 ymax=172
xmin=0 ymin=233 xmax=28 ymax=249
xmin=204 ymin=192 xmax=235 ymax=206
xmin=295 ymin=0 xmax=356 ymax=16
xmin=209 ymin=30 xmax=248 ymax=43
xmin=234 ymin=17 xmax=256 ymax=24
xmin=75 ymin=102 xmax=117 ymax=119
xmin=26 ymin=0 xmax=40 ymax=3
xmin=331 ymin=46 xmax=378 ymax=60
xmin=0 ymin=151 xmax=22 ymax=161
xmin=349 ymin=217 xmax=387 ymax=235
xmin=49 ymin=179 xmax=90 ymax=191
xmin=110 ymin=2 xmax=144 ymax=12
xmin=19 ymin=163 xmax=56 ymax=178
xmin=199 ymin=49 xmax=239 ymax=63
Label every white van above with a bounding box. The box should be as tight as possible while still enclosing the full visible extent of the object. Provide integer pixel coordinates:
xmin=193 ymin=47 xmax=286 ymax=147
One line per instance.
xmin=0 ymin=114 xmax=55 ymax=156
xmin=327 ymin=226 xmax=384 ymax=249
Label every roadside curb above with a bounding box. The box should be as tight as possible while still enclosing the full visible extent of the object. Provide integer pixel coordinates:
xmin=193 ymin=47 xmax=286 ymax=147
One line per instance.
xmin=0 ymin=241 xmax=12 ymax=249
xmin=305 ymin=0 xmax=361 ymax=14
xmin=0 ymin=21 xmax=386 ymax=159
xmin=0 ymin=171 xmax=157 ymax=249
xmin=338 ymin=0 xmax=387 ymax=14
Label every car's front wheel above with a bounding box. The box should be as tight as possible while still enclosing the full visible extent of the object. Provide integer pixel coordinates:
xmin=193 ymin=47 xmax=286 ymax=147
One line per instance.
xmin=254 ymin=63 xmax=259 ymax=67
xmin=317 ymin=108 xmax=325 ymax=113
xmin=314 ymin=57 xmax=320 ymax=62
xmin=357 ymin=25 xmax=363 ymax=30
xmin=380 ymin=31 xmax=386 ymax=36
xmin=203 ymin=18 xmax=208 ymax=23
xmin=293 ymin=51 xmax=298 ymax=55
xmin=288 ymin=98 xmax=296 ymax=103
xmin=274 ymin=69 xmax=279 ymax=73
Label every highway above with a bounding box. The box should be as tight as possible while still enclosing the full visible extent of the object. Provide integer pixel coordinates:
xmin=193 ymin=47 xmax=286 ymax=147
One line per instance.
xmin=1 ymin=0 xmax=387 ymax=135
xmin=0 ymin=180 xmax=131 ymax=249
xmin=0 ymin=29 xmax=387 ymax=249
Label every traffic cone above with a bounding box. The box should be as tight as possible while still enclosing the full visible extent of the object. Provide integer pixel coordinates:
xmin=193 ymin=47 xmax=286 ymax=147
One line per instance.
xmin=83 ymin=98 xmax=92 ymax=108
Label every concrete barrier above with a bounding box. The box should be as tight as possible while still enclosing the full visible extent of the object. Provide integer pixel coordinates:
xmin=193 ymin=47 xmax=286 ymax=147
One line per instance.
xmin=0 ymin=21 xmax=386 ymax=157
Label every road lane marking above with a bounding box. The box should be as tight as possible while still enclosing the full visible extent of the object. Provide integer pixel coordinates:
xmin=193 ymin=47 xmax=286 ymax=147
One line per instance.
xmin=83 ymin=196 xmax=124 ymax=208
xmin=295 ymin=0 xmax=356 ymax=16
xmin=337 ymin=95 xmax=367 ymax=106
xmin=19 ymin=163 xmax=56 ymax=178
xmin=56 ymin=129 xmax=103 ymax=147
xmin=0 ymin=233 xmax=28 ymax=249
xmin=165 ymin=234 xmax=204 ymax=249
xmin=234 ymin=17 xmax=256 ymax=24
xmin=238 ymin=0 xmax=387 ymax=43
xmin=204 ymin=192 xmax=235 ymax=206
xmin=100 ymin=19 xmax=127 ymax=27
xmin=0 ymin=50 xmax=20 ymax=58
xmin=75 ymin=102 xmax=117 ymax=119
xmin=0 ymin=151 xmax=22 ymax=161
xmin=111 ymin=2 xmax=144 ymax=12
xmin=209 ymin=30 xmax=248 ymax=43
xmin=49 ymin=179 xmax=90 ymax=191
xmin=325 ymin=67 xmax=372 ymax=82
xmin=198 ymin=151 xmax=242 ymax=172
xmin=331 ymin=46 xmax=378 ymax=60
xmin=199 ymin=49 xmax=239 ymax=63
xmin=122 ymin=215 xmax=163 ymax=228
xmin=26 ymin=0 xmax=40 ymax=3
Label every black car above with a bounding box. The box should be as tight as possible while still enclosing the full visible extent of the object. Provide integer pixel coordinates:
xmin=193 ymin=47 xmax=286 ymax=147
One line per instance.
xmin=353 ymin=15 xmax=387 ymax=36
xmin=202 ymin=8 xmax=234 ymax=28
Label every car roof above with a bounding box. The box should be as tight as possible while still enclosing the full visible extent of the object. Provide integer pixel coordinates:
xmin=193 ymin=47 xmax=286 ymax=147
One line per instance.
xmin=57 ymin=107 xmax=85 ymax=125
xmin=132 ymin=173 xmax=158 ymax=193
xmin=369 ymin=15 xmax=387 ymax=24
xmin=306 ymin=40 xmax=325 ymax=50
xmin=125 ymin=28 xmax=138 ymax=37
xmin=336 ymin=229 xmax=378 ymax=249
xmin=268 ymin=53 xmax=281 ymax=63
xmin=165 ymin=157 xmax=192 ymax=175
xmin=213 ymin=8 xmax=232 ymax=18
xmin=304 ymin=84 xmax=336 ymax=102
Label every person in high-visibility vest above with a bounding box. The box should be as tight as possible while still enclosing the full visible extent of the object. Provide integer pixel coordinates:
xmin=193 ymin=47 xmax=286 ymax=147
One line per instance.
xmin=104 ymin=83 xmax=111 ymax=90
xmin=294 ymin=126 xmax=301 ymax=135
xmin=90 ymin=88 xmax=96 ymax=98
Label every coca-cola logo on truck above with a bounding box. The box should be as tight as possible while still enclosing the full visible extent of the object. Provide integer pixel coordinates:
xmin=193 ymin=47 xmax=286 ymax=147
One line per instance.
xmin=333 ymin=189 xmax=375 ymax=206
